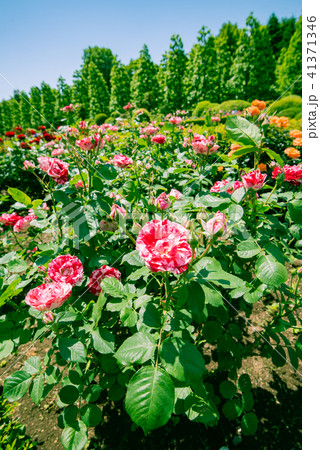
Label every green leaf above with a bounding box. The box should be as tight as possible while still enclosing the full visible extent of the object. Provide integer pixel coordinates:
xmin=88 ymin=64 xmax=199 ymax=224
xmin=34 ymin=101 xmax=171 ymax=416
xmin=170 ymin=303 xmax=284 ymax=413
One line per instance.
xmin=256 ymin=255 xmax=288 ymax=287
xmin=3 ymin=370 xmax=32 ymax=401
xmin=7 ymin=187 xmax=32 ymax=206
xmin=237 ymin=239 xmax=260 ymax=259
xmin=228 ymin=146 xmax=256 ymax=159
xmin=100 ymin=277 xmax=124 ymax=298
xmin=225 ymin=116 xmax=262 ymax=148
xmin=92 ymin=292 xmax=107 ymax=325
xmin=0 ymin=339 xmax=14 ymax=360
xmin=59 ymin=337 xmax=86 ymax=363
xmin=141 ymin=303 xmax=161 ymax=328
xmin=184 ymin=395 xmax=219 ymax=426
xmin=242 ymin=391 xmax=254 ymax=411
xmin=222 ymin=399 xmax=243 ymax=420
xmin=219 ymin=380 xmax=237 ymax=399
xmin=59 ymin=385 xmax=79 ymax=405
xmin=264 ymin=148 xmax=284 ymax=166
xmin=7 ymin=259 xmax=29 ymax=273
xmin=202 ymin=285 xmax=224 ymax=307
xmin=30 ymin=374 xmax=44 ymax=405
xmin=202 ymin=321 xmax=223 ymax=343
xmin=271 ymin=346 xmax=287 ymax=367
xmin=160 ymin=337 xmax=206 ymax=382
xmin=82 ymin=385 xmax=102 ymax=403
xmin=125 ymin=365 xmax=175 ymax=434
xmin=238 ymin=374 xmax=252 ymax=393
xmin=61 ymin=420 xmax=88 ymax=450
xmin=121 ymin=250 xmax=145 ymax=267
xmin=186 ymin=281 xmax=206 ymax=324
xmin=95 ymin=164 xmax=118 ymax=181
xmin=91 ymin=328 xmax=115 ymax=354
xmin=24 ymin=356 xmax=41 ymax=375
xmin=0 ymin=278 xmax=22 ymax=307
xmin=241 ymin=412 xmax=258 ymax=436
xmin=288 ymin=199 xmax=302 ymax=225
xmin=80 ymin=404 xmax=102 ymax=427
xmin=228 ymin=204 xmax=243 ymax=221
xmin=115 ymin=332 xmax=156 ymax=365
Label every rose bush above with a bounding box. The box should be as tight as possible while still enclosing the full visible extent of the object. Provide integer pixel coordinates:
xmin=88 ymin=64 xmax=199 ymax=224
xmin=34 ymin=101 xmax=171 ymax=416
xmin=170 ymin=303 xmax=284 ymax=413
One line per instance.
xmin=0 ymin=107 xmax=301 ymax=449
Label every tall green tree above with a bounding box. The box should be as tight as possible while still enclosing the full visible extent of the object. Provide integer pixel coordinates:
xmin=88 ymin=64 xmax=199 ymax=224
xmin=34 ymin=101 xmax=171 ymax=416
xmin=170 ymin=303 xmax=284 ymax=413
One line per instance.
xmin=109 ymin=60 xmax=131 ymax=112
xmin=280 ymin=17 xmax=297 ymax=53
xmin=159 ymin=35 xmax=187 ymax=113
xmin=267 ymin=13 xmax=283 ymax=60
xmin=227 ymin=15 xmax=276 ymax=100
xmin=130 ymin=45 xmax=160 ymax=111
xmin=276 ymin=16 xmax=302 ymax=95
xmin=40 ymin=82 xmax=56 ymax=127
xmin=29 ymin=86 xmax=42 ymax=128
xmin=19 ymin=91 xmax=32 ymax=129
xmin=72 ymin=69 xmax=90 ymax=120
xmin=1 ymin=100 xmax=14 ymax=130
xmin=184 ymin=27 xmax=219 ymax=107
xmin=55 ymin=76 xmax=73 ymax=123
xmin=87 ymin=61 xmax=110 ymax=118
xmin=216 ymin=22 xmax=240 ymax=100
xmin=82 ymin=46 xmax=114 ymax=89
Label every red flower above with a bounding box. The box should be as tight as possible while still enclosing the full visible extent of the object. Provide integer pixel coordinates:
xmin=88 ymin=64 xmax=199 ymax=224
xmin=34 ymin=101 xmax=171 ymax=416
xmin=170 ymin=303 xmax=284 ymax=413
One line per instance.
xmin=210 ymin=180 xmax=229 ymax=193
xmin=109 ymin=154 xmax=133 ymax=168
xmin=136 ymin=219 xmax=193 ymax=274
xmin=15 ymin=126 xmax=23 ymax=131
xmin=272 ymin=165 xmax=302 ymax=185
xmin=48 ymin=255 xmax=83 ymax=285
xmin=20 ymin=142 xmax=31 ymax=149
xmin=30 ymin=137 xmax=40 ymax=144
xmin=151 ymin=134 xmax=166 ymax=144
xmin=17 ymin=133 xmax=26 ymax=140
xmin=88 ymin=265 xmax=121 ymax=295
xmin=5 ymin=131 xmax=15 ymax=138
xmin=155 ymin=192 xmax=171 ymax=210
xmin=25 ymin=282 xmax=72 ymax=311
xmin=0 ymin=212 xmax=22 ymax=226
xmin=242 ymin=169 xmax=267 ymax=191
xmin=38 ymin=125 xmax=46 ymax=130
xmin=43 ymin=133 xmax=55 ymax=142
xmin=13 ymin=214 xmax=37 ymax=233
xmin=38 ymin=156 xmax=69 ymax=184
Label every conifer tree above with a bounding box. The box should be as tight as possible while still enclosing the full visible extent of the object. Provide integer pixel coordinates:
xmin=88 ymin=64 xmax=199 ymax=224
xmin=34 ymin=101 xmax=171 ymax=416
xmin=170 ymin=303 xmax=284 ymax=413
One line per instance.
xmin=130 ymin=45 xmax=160 ymax=111
xmin=29 ymin=86 xmax=42 ymax=128
xmin=1 ymin=100 xmax=14 ymax=130
xmin=159 ymin=35 xmax=187 ymax=113
xmin=184 ymin=27 xmax=219 ymax=107
xmin=109 ymin=60 xmax=131 ymax=112
xmin=87 ymin=61 xmax=110 ymax=118
xmin=82 ymin=47 xmax=114 ymax=89
xmin=40 ymin=82 xmax=56 ymax=126
xmin=216 ymin=23 xmax=240 ymax=100
xmin=267 ymin=13 xmax=283 ymax=60
xmin=19 ymin=91 xmax=32 ymax=129
xmin=276 ymin=16 xmax=302 ymax=95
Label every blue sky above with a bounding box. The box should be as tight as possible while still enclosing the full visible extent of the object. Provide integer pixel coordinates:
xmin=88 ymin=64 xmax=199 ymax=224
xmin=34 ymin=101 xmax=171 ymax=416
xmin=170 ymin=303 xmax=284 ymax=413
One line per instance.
xmin=0 ymin=0 xmax=301 ymax=101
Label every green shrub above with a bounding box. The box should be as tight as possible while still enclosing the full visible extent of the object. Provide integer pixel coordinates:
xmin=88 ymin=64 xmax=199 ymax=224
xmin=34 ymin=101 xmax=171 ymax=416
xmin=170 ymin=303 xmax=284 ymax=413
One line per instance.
xmin=277 ymin=107 xmax=302 ymax=119
xmin=133 ymin=108 xmax=151 ymax=123
xmin=109 ymin=110 xmax=122 ymax=119
xmin=184 ymin=118 xmax=205 ymax=126
xmin=192 ymin=101 xmax=220 ymax=118
xmin=94 ymin=113 xmax=108 ymax=125
xmin=295 ymin=113 xmax=302 ymax=120
xmin=267 ymin=95 xmax=302 ymax=115
xmin=218 ymin=99 xmax=250 ymax=113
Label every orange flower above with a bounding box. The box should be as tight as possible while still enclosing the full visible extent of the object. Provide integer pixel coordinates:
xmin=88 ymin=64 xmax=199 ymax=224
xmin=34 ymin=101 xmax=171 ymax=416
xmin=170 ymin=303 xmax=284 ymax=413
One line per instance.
xmin=289 ymin=129 xmax=302 ymax=139
xmin=269 ymin=116 xmax=279 ymax=124
xmin=257 ymin=163 xmax=267 ymax=172
xmin=217 ymin=166 xmax=224 ymax=172
xmin=252 ymin=99 xmax=266 ymax=110
xmin=284 ymin=147 xmax=301 ymax=159
xmin=228 ymin=143 xmax=241 ymax=157
xmin=247 ymin=106 xmax=260 ymax=116
xmin=277 ymin=116 xmax=290 ymax=128
xmin=292 ymin=137 xmax=302 ymax=147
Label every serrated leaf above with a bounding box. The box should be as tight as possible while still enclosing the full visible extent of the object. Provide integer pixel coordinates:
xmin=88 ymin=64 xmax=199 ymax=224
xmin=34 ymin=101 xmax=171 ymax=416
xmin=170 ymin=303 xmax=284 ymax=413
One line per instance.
xmin=237 ymin=239 xmax=260 ymax=259
xmin=59 ymin=337 xmax=86 ymax=363
xmin=100 ymin=277 xmax=124 ymax=298
xmin=3 ymin=370 xmax=32 ymax=401
xmin=160 ymin=337 xmax=206 ymax=382
xmin=61 ymin=420 xmax=88 ymax=450
xmin=125 ymin=366 xmax=174 ymax=434
xmin=91 ymin=328 xmax=115 ymax=354
xmin=225 ymin=116 xmax=262 ymax=148
xmin=256 ymin=255 xmax=288 ymax=287
xmin=7 ymin=187 xmax=32 ymax=206
xmin=30 ymin=374 xmax=44 ymax=404
xmin=115 ymin=332 xmax=156 ymax=365
xmin=24 ymin=356 xmax=41 ymax=375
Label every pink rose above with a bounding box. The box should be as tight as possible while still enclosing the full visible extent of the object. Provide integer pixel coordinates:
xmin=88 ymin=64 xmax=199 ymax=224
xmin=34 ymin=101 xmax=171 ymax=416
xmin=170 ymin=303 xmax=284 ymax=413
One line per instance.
xmin=211 ymin=116 xmax=220 ymax=122
xmin=272 ymin=165 xmax=302 ymax=186
xmin=110 ymin=154 xmax=133 ymax=168
xmin=151 ymin=134 xmax=166 ymax=144
xmin=136 ymin=219 xmax=193 ymax=274
xmin=38 ymin=156 xmax=69 ymax=185
xmin=0 ymin=212 xmax=22 ymax=226
xmin=123 ymin=102 xmax=133 ymax=110
xmin=43 ymin=311 xmax=54 ymax=323
xmin=51 ymin=148 xmax=64 ymax=156
xmin=23 ymin=160 xmax=35 ymax=170
xmin=242 ymin=169 xmax=267 ymax=191
xmin=205 ymin=211 xmax=228 ymax=237
xmin=210 ymin=180 xmax=229 ymax=193
xmin=88 ymin=265 xmax=121 ymax=295
xmin=226 ymin=181 xmax=244 ymax=195
xmin=25 ymin=282 xmax=72 ymax=311
xmin=13 ymin=214 xmax=37 ymax=233
xmin=185 ymin=159 xmax=196 ymax=169
xmin=48 ymin=255 xmax=83 ymax=285
xmin=140 ymin=125 xmax=159 ymax=136
xmin=78 ymin=121 xmax=88 ymax=129
xmin=169 ymin=189 xmax=182 ymax=199
xmin=169 ymin=117 xmax=183 ymax=125
xmin=110 ymin=204 xmax=126 ymax=220
xmin=155 ymin=192 xmax=171 ymax=210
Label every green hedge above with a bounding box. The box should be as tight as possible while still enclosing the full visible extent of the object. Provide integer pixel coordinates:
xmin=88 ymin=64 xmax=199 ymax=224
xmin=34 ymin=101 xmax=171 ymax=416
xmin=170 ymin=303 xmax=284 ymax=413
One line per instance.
xmin=277 ymin=107 xmax=302 ymax=119
xmin=268 ymin=95 xmax=302 ymax=115
xmin=94 ymin=113 xmax=108 ymax=125
xmin=192 ymin=101 xmax=220 ymax=118
xmin=218 ymin=99 xmax=250 ymax=113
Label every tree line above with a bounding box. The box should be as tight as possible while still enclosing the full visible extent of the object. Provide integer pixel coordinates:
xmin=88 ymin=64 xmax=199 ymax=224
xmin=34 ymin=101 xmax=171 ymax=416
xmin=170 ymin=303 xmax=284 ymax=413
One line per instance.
xmin=0 ymin=13 xmax=301 ymax=132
